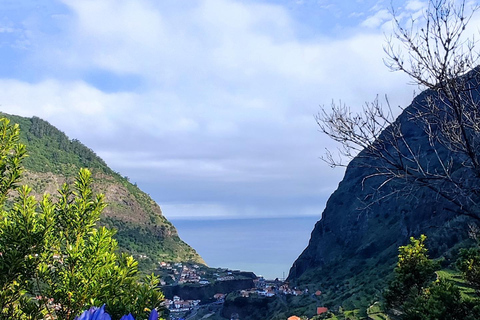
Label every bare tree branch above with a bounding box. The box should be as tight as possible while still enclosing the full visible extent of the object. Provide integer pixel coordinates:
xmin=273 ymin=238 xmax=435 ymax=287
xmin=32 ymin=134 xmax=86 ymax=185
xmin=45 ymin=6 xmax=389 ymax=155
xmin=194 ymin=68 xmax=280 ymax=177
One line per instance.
xmin=318 ymin=0 xmax=480 ymax=220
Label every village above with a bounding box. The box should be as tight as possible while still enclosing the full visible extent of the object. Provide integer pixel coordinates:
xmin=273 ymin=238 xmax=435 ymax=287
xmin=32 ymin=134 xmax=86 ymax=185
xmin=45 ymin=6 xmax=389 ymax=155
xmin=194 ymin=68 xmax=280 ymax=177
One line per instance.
xmin=158 ymin=262 xmax=329 ymax=320
xmin=157 ymin=262 xmax=239 ymax=286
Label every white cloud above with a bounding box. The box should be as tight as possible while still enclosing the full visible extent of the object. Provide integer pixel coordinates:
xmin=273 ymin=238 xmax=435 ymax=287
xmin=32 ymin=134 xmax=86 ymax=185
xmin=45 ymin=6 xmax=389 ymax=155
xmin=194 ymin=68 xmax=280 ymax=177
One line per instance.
xmin=0 ymin=27 xmax=15 ymax=33
xmin=161 ymin=203 xmax=237 ymax=220
xmin=55 ymin=0 xmax=168 ymax=75
xmin=161 ymin=202 xmax=326 ymax=220
xmin=0 ymin=0 xmax=421 ymax=219
xmin=361 ymin=9 xmax=391 ymax=28
xmin=0 ymin=79 xmax=136 ymax=138
xmin=405 ymin=0 xmax=426 ymax=12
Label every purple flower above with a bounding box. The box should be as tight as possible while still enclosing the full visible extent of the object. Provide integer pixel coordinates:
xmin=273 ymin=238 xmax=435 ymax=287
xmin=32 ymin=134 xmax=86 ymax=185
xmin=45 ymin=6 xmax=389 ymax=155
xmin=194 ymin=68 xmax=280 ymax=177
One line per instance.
xmin=77 ymin=305 xmax=158 ymax=320
xmin=120 ymin=314 xmax=135 ymax=320
xmin=148 ymin=309 xmax=159 ymax=320
xmin=75 ymin=305 xmax=111 ymax=320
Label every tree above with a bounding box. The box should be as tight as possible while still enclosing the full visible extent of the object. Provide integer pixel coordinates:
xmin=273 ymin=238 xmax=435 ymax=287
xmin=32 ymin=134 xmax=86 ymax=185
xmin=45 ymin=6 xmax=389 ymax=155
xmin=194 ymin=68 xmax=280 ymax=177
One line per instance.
xmin=317 ymin=0 xmax=480 ymax=219
xmin=403 ymin=278 xmax=475 ymax=320
xmin=384 ymin=235 xmax=438 ymax=312
xmin=0 ymin=118 xmax=164 ymax=320
xmin=456 ymin=245 xmax=480 ymax=291
xmin=384 ymin=235 xmax=480 ymax=320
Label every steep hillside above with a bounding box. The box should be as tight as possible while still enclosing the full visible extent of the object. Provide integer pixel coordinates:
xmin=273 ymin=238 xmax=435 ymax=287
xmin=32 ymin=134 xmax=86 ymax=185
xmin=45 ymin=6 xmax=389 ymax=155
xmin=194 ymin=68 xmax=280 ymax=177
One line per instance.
xmin=287 ymin=86 xmax=479 ymax=311
xmin=1 ymin=113 xmax=205 ymax=271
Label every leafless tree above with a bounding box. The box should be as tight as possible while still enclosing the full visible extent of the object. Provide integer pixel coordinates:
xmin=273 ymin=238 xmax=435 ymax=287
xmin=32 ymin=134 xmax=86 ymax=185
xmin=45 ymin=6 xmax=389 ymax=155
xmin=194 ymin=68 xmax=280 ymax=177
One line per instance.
xmin=317 ymin=0 xmax=480 ymax=219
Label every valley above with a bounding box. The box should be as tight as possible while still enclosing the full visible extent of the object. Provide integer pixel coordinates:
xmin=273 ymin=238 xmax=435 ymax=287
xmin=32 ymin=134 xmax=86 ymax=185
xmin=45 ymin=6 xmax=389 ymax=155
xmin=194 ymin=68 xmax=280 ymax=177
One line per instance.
xmin=3 ymin=1 xmax=480 ymax=319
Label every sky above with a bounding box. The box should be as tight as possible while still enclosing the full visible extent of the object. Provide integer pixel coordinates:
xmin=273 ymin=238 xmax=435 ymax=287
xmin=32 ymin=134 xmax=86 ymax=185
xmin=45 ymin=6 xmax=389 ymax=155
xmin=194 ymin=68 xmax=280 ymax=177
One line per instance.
xmin=1 ymin=0 xmax=477 ymax=222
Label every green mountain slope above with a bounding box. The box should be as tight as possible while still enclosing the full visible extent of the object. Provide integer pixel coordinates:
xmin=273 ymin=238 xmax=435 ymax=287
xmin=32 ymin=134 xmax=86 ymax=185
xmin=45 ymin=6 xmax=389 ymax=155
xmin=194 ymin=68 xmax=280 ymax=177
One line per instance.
xmin=286 ymin=80 xmax=480 ymax=314
xmin=1 ymin=112 xmax=205 ymax=271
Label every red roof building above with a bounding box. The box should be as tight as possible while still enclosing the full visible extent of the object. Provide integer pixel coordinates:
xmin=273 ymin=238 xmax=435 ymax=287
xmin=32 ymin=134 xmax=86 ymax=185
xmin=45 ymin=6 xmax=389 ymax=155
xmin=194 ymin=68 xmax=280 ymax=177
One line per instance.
xmin=317 ymin=307 xmax=328 ymax=315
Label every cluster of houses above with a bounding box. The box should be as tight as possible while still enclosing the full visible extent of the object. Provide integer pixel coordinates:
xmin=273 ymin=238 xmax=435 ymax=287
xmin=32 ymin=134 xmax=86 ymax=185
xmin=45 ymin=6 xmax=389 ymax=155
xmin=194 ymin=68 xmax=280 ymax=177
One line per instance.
xmin=164 ymin=295 xmax=201 ymax=313
xmin=165 ymin=293 xmax=226 ymax=314
xmin=239 ymin=285 xmax=308 ymax=298
xmin=217 ymin=275 xmax=235 ymax=281
xmin=159 ymin=262 xmax=209 ymax=285
xmin=160 ymin=267 xmax=328 ymax=320
xmin=159 ymin=262 xmax=240 ymax=286
xmin=244 ymin=277 xmax=311 ymax=298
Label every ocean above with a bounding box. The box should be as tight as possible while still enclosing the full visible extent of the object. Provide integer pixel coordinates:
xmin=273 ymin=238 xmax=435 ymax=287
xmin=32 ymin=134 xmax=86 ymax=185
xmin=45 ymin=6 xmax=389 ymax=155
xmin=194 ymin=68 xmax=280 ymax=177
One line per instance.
xmin=170 ymin=216 xmax=320 ymax=280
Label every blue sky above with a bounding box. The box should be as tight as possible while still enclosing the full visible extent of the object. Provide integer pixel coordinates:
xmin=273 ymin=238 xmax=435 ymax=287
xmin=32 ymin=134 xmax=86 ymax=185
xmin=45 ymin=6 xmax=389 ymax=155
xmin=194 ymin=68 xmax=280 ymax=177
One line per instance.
xmin=0 ymin=0 xmax=467 ymax=220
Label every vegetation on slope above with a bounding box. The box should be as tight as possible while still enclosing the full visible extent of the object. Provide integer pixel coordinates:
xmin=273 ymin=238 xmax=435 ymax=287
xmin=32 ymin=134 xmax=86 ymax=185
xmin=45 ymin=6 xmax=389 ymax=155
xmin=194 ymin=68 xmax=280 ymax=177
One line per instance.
xmin=0 ymin=118 xmax=164 ymax=319
xmin=382 ymin=235 xmax=480 ymax=320
xmin=0 ymin=112 xmax=204 ymax=271
xmin=289 ymin=0 xmax=480 ymax=315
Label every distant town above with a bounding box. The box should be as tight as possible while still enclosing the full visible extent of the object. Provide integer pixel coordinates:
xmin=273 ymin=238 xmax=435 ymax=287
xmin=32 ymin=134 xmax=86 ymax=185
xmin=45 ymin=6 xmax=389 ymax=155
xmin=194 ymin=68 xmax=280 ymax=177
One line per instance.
xmin=158 ymin=262 xmax=237 ymax=286
xmin=157 ymin=262 xmax=328 ymax=320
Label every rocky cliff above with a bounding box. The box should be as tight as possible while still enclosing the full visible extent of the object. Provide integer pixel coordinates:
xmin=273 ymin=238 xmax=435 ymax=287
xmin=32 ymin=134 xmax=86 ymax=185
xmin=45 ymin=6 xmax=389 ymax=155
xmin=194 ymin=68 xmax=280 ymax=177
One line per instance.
xmin=287 ymin=83 xmax=479 ymax=309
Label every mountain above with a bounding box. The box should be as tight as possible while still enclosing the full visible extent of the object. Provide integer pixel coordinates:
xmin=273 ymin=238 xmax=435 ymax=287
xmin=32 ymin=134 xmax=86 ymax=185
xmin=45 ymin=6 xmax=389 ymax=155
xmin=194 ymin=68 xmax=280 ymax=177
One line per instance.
xmin=287 ymin=85 xmax=479 ymax=311
xmin=1 ymin=112 xmax=204 ymax=271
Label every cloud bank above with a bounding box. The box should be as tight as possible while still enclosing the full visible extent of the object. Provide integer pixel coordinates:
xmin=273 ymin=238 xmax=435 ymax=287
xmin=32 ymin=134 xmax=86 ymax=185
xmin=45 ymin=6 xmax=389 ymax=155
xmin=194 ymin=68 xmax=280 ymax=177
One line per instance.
xmin=0 ymin=0 xmax=444 ymax=220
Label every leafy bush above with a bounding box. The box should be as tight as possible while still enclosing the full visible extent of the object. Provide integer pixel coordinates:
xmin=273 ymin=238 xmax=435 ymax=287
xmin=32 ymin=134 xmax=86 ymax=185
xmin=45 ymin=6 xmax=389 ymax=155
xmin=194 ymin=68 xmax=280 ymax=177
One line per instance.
xmin=385 ymin=235 xmax=480 ymax=320
xmin=0 ymin=118 xmax=164 ymax=319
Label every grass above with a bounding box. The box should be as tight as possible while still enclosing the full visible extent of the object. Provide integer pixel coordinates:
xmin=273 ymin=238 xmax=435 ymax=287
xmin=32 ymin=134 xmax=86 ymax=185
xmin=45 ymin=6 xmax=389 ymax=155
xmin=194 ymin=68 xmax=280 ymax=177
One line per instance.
xmin=436 ymin=269 xmax=476 ymax=298
xmin=366 ymin=302 xmax=390 ymax=320
xmin=367 ymin=315 xmax=390 ymax=320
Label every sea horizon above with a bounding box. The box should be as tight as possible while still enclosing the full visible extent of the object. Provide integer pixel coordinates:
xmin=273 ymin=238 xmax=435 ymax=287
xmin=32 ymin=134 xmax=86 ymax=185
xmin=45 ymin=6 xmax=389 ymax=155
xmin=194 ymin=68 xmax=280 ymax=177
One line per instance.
xmin=169 ymin=216 xmax=320 ymax=280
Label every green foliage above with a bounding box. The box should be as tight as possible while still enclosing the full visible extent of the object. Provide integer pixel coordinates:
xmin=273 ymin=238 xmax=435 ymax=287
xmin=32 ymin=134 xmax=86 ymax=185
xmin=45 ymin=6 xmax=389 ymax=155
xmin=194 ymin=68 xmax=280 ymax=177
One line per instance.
xmin=0 ymin=119 xmax=27 ymax=204
xmin=395 ymin=235 xmax=437 ymax=290
xmin=4 ymin=114 xmax=111 ymax=176
xmin=103 ymin=217 xmax=202 ymax=273
xmin=402 ymin=278 xmax=476 ymax=320
xmin=434 ymin=269 xmax=475 ymax=299
xmin=311 ymin=308 xmax=363 ymax=320
xmin=456 ymin=247 xmax=480 ymax=291
xmin=384 ymin=235 xmax=437 ymax=311
xmin=366 ymin=302 xmax=390 ymax=320
xmin=0 ymin=185 xmax=52 ymax=319
xmin=384 ymin=235 xmax=480 ymax=320
xmin=0 ymin=113 xmax=203 ymax=271
xmin=0 ymin=118 xmax=164 ymax=320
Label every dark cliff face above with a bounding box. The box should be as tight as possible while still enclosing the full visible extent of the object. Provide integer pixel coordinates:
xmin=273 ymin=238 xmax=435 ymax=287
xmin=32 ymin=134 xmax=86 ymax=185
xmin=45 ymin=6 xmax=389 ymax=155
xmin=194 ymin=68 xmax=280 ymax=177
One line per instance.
xmin=287 ymin=81 xmax=480 ymax=307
